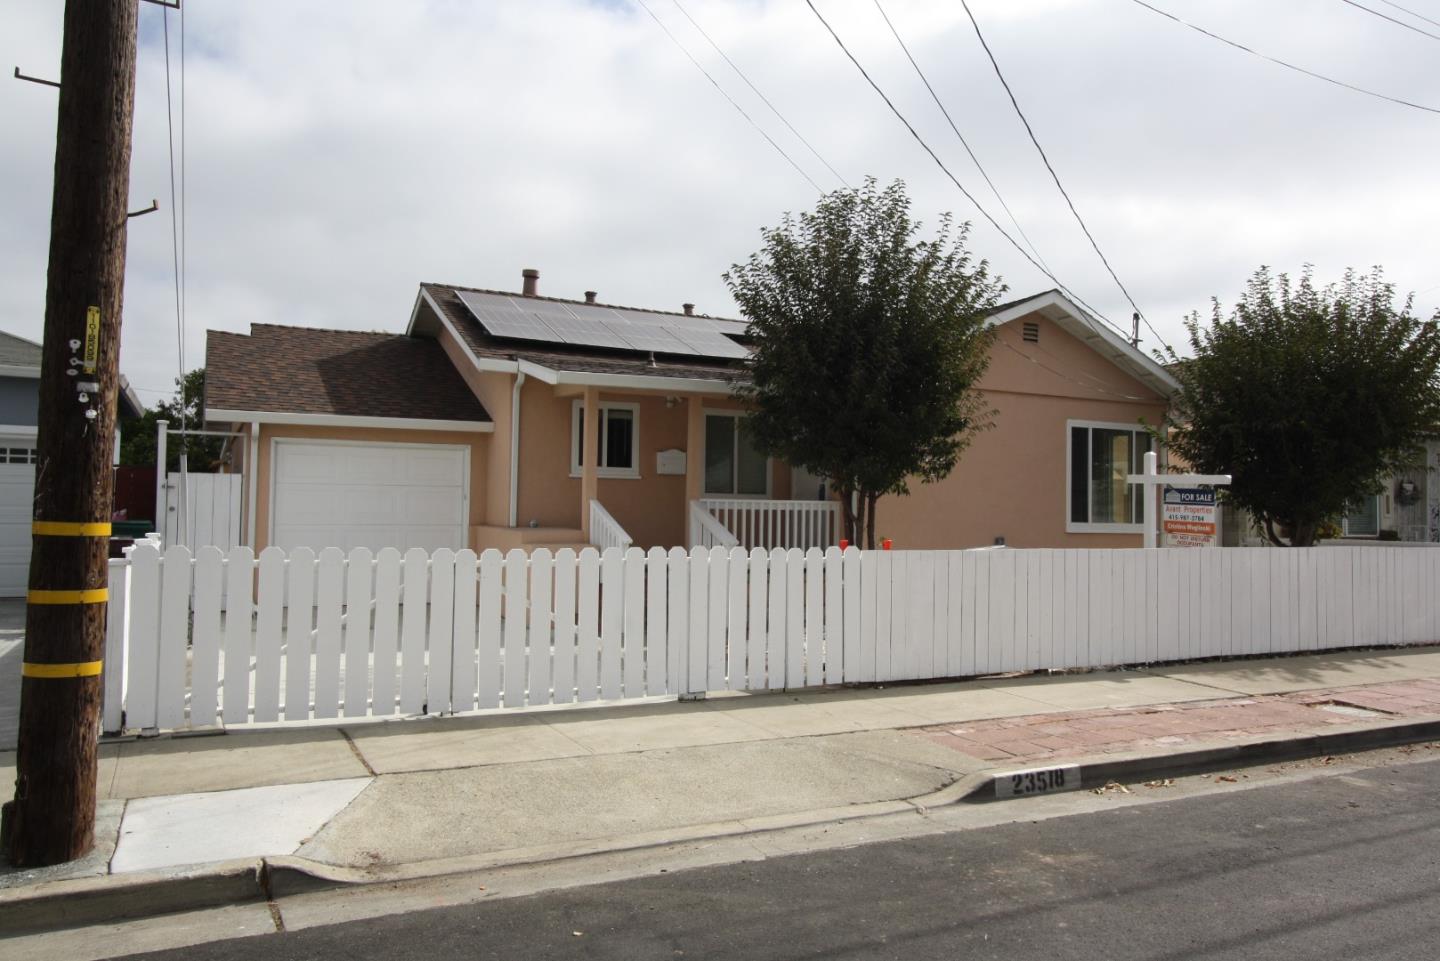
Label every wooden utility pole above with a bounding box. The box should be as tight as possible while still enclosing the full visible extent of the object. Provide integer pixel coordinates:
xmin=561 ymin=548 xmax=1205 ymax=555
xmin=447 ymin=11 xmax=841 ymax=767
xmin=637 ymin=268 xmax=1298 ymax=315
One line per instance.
xmin=2 ymin=1 xmax=139 ymax=867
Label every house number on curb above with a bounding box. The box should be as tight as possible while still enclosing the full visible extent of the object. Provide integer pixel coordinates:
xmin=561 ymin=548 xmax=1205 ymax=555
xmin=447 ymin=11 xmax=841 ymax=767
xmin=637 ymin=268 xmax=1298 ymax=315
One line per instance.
xmin=995 ymin=763 xmax=1080 ymax=798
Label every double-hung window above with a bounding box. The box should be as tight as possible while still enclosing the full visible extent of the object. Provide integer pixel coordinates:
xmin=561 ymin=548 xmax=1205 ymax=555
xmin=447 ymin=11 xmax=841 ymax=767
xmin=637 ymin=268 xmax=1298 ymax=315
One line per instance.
xmin=704 ymin=412 xmax=769 ymax=496
xmin=1068 ymin=420 xmax=1152 ymax=531
xmin=571 ymin=401 xmax=639 ymax=478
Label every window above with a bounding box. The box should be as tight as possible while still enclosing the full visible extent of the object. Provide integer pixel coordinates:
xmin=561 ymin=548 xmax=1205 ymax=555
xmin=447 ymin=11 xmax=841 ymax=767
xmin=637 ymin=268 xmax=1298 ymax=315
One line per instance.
xmin=1341 ymin=496 xmax=1381 ymax=537
xmin=2 ymin=447 xmax=36 ymax=465
xmin=570 ymin=401 xmax=639 ymax=478
xmin=1068 ymin=421 xmax=1152 ymax=530
xmin=704 ymin=412 xmax=768 ymax=496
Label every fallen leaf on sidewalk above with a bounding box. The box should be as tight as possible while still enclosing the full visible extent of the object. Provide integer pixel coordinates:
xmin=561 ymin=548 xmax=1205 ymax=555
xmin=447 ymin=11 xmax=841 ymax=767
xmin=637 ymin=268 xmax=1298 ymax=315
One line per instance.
xmin=1217 ymin=775 xmax=1238 ymax=783
xmin=1143 ymin=779 xmax=1176 ymax=789
xmin=1091 ymin=781 xmax=1131 ymax=795
xmin=573 ymin=931 xmax=584 ymax=937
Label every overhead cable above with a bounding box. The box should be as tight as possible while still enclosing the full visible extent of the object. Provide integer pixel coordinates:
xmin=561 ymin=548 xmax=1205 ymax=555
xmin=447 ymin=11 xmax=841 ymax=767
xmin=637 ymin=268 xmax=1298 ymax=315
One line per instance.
xmin=801 ymin=0 xmax=1136 ymax=345
xmin=634 ymin=0 xmax=824 ymax=192
xmin=869 ymin=0 xmax=1049 ymax=273
xmin=669 ymin=0 xmax=849 ymax=188
xmin=959 ymin=0 xmax=1169 ymax=354
xmin=1127 ymin=0 xmax=1440 ymax=116
xmin=1339 ymin=0 xmax=1440 ymax=41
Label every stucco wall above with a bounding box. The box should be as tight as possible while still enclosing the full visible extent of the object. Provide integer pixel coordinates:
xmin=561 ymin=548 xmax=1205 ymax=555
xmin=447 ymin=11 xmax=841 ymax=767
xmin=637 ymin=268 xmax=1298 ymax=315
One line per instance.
xmin=249 ymin=423 xmax=489 ymax=553
xmin=873 ymin=313 xmax=1168 ymax=549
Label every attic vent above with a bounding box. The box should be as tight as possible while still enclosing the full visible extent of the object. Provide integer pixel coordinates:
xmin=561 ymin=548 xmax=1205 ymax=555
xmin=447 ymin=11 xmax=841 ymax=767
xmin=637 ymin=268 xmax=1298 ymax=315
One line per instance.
xmin=1021 ymin=321 xmax=1040 ymax=343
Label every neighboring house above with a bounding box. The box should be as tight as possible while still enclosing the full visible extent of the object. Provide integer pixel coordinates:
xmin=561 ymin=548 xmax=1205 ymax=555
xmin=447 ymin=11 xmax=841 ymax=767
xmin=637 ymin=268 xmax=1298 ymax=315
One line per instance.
xmin=202 ymin=272 xmax=1177 ymax=556
xmin=0 ymin=330 xmax=144 ymax=596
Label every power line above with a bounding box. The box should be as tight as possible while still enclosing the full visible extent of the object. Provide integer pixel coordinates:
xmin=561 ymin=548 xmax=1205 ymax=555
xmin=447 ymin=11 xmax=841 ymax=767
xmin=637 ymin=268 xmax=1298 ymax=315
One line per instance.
xmin=959 ymin=0 xmax=1169 ymax=354
xmin=633 ymin=0 xmax=823 ymax=193
xmin=1376 ymin=0 xmax=1440 ymax=30
xmin=800 ymin=0 xmax=1136 ymax=346
xmin=668 ymin=0 xmax=849 ymax=188
xmin=1340 ymin=0 xmax=1440 ymax=41
xmin=869 ymin=0 xmax=1050 ymax=273
xmin=1127 ymin=0 xmax=1440 ymax=116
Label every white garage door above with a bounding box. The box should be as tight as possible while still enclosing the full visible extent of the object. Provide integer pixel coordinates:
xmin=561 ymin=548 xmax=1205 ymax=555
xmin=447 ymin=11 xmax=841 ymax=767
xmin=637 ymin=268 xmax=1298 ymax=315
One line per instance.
xmin=271 ymin=440 xmax=468 ymax=552
xmin=0 ymin=437 xmax=38 ymax=597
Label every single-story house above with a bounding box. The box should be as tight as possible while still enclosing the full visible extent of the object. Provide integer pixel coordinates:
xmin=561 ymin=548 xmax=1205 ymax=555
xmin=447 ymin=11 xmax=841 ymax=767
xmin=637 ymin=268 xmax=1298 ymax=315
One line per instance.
xmin=202 ymin=270 xmax=1177 ymax=555
xmin=0 ymin=330 xmax=144 ymax=595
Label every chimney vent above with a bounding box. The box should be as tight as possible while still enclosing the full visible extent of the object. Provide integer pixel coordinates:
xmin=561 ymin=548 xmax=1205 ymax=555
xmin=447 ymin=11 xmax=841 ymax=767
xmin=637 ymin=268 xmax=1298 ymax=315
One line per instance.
xmin=584 ymin=291 xmax=597 ymax=304
xmin=682 ymin=303 xmax=695 ymax=316
xmin=521 ymin=268 xmax=539 ymax=297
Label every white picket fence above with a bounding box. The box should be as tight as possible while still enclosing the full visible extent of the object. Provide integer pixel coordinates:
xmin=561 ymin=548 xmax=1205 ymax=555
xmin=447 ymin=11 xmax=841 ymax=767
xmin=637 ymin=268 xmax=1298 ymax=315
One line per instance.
xmin=102 ymin=544 xmax=1440 ymax=732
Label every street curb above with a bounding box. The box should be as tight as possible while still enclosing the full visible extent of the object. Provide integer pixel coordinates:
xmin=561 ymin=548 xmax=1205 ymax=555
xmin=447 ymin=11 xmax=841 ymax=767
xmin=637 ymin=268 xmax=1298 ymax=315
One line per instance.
xmin=4 ymin=715 xmax=1439 ymax=934
xmin=963 ymin=716 xmax=1440 ymax=802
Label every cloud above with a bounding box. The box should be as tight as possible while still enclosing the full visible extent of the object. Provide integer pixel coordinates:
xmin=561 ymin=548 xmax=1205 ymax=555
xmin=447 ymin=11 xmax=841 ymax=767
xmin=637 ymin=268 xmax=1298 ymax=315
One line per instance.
xmin=2 ymin=0 xmax=1437 ymax=400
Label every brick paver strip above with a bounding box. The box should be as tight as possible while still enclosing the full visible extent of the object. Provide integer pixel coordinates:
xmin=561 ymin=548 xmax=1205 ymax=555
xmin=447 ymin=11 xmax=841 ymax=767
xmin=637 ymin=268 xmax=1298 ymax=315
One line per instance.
xmin=916 ymin=677 xmax=1440 ymax=763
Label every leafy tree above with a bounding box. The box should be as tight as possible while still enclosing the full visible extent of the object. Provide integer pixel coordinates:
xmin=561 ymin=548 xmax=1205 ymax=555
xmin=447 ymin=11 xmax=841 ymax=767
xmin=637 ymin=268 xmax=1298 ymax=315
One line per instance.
xmin=119 ymin=368 xmax=225 ymax=471
xmin=1165 ymin=267 xmax=1440 ymax=547
xmin=724 ymin=178 xmax=1004 ymax=549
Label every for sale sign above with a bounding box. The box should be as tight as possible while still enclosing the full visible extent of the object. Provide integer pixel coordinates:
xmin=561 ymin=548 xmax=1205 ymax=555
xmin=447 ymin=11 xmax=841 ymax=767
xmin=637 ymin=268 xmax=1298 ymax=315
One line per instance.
xmin=1163 ymin=487 xmax=1218 ymax=547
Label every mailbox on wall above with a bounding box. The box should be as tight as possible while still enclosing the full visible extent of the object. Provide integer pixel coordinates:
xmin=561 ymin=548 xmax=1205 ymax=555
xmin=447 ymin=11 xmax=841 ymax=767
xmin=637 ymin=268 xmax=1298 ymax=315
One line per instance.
xmin=656 ymin=448 xmax=686 ymax=475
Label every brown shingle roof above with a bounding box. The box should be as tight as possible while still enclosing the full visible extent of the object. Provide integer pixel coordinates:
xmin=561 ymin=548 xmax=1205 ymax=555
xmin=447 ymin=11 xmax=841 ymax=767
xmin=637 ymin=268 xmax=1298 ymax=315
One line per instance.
xmin=419 ymin=283 xmax=750 ymax=384
xmin=205 ymin=325 xmax=491 ymax=423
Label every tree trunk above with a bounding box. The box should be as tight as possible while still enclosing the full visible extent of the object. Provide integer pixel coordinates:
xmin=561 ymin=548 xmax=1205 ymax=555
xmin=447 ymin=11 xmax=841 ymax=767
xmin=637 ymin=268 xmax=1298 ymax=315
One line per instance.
xmin=836 ymin=484 xmax=856 ymax=545
xmin=865 ymin=492 xmax=880 ymax=551
xmin=4 ymin=0 xmax=138 ymax=868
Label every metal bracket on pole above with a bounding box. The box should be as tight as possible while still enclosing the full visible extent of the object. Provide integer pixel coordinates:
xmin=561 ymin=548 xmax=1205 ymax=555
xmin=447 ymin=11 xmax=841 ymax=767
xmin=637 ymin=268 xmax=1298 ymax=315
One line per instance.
xmin=126 ymin=200 xmax=159 ymax=219
xmin=13 ymin=67 xmax=60 ymax=88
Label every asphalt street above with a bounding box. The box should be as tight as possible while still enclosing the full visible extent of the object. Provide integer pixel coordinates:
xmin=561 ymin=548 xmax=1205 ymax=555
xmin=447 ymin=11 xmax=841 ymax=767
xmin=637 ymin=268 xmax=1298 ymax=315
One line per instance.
xmin=116 ymin=756 xmax=1440 ymax=961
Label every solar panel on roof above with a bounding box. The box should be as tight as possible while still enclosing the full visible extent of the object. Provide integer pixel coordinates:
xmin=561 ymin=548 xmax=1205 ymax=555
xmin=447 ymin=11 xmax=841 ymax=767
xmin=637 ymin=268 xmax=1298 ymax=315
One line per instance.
xmin=670 ymin=327 xmax=751 ymax=359
xmin=600 ymin=320 xmax=691 ymax=354
xmin=542 ymin=314 xmax=632 ymax=350
xmin=615 ymin=308 xmax=719 ymax=333
xmin=455 ymin=290 xmax=561 ymax=341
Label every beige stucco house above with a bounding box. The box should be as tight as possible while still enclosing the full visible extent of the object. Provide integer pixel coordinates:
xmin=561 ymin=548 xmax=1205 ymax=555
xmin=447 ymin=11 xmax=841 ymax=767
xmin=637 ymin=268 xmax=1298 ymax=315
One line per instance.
xmin=203 ymin=271 xmax=1177 ymax=555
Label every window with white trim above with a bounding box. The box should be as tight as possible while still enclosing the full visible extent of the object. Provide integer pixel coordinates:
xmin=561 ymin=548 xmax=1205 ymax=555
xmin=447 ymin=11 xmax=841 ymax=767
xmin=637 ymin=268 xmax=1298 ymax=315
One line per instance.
xmin=704 ymin=412 xmax=769 ymax=496
xmin=571 ymin=401 xmax=639 ymax=478
xmin=1068 ymin=421 xmax=1151 ymax=529
xmin=1341 ymin=495 xmax=1381 ymax=537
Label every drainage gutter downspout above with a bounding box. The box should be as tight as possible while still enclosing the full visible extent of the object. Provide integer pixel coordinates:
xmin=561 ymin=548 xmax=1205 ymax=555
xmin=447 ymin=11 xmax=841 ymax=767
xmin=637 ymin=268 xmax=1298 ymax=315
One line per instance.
xmin=508 ymin=370 xmax=525 ymax=528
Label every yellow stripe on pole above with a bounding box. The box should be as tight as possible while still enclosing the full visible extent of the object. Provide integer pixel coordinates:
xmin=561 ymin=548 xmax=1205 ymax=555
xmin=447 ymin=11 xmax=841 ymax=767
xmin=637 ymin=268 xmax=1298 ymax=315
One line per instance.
xmin=22 ymin=661 xmax=103 ymax=679
xmin=32 ymin=521 xmax=112 ymax=537
xmin=27 ymin=588 xmax=109 ymax=605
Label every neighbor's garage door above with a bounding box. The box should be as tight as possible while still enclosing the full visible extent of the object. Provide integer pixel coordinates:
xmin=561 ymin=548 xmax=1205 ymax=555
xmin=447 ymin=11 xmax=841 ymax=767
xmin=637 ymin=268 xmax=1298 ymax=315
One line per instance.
xmin=0 ymin=437 xmax=37 ymax=597
xmin=271 ymin=440 xmax=468 ymax=552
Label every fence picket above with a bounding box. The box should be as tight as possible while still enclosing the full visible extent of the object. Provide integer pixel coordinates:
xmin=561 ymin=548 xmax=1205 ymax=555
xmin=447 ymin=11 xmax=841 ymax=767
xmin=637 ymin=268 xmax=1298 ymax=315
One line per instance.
xmin=155 ymin=546 xmax=193 ymax=729
xmin=220 ymin=547 xmax=253 ymax=727
xmin=726 ymin=548 xmax=747 ymax=691
xmin=371 ymin=549 xmax=403 ymax=716
xmin=342 ymin=548 xmax=374 ymax=718
xmin=504 ymin=548 xmax=531 ymax=707
xmin=103 ymin=558 xmax=130 ymax=732
xmin=190 ymin=547 xmax=225 ymax=727
xmin=399 ymin=547 xmax=429 ymax=714
xmin=784 ymin=548 xmax=804 ymax=688
xmin=552 ymin=549 xmax=578 ymax=704
xmin=747 ymin=548 xmax=768 ymax=689
xmin=824 ymin=547 xmax=843 ymax=685
xmin=908 ymin=551 xmax=933 ymax=680
xmin=528 ymin=549 xmax=555 ymax=706
xmin=647 ymin=547 xmax=670 ymax=696
xmin=687 ymin=546 xmax=709 ymax=695
xmin=253 ymin=548 xmax=286 ymax=722
xmin=427 ymin=549 xmax=456 ymax=714
xmin=284 ymin=548 xmax=316 ymax=720
xmin=766 ymin=548 xmax=788 ymax=689
xmin=451 ymin=550 xmax=479 ymax=712
xmin=622 ymin=548 xmax=645 ymax=699
xmin=478 ymin=549 xmax=504 ymax=708
xmin=708 ymin=546 xmax=730 ymax=691
xmin=599 ymin=548 xmax=623 ymax=700
xmin=873 ymin=550 xmax=893 ymax=681
xmin=804 ymin=547 xmax=824 ymax=686
xmin=666 ymin=547 xmax=689 ymax=694
xmin=313 ymin=548 xmax=345 ymax=719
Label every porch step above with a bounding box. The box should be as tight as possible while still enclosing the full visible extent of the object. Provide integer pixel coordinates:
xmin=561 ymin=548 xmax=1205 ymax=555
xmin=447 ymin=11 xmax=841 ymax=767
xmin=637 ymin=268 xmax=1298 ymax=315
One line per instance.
xmin=471 ymin=524 xmax=591 ymax=554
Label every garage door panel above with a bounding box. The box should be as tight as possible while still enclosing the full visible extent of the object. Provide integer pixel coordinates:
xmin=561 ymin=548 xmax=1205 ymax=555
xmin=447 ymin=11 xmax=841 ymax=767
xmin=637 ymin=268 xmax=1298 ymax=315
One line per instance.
xmin=0 ymin=439 xmax=37 ymax=597
xmin=272 ymin=442 xmax=468 ymax=553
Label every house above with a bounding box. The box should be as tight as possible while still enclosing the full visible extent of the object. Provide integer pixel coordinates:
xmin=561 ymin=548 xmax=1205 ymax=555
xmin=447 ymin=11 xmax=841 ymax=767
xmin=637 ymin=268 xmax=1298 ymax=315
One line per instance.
xmin=0 ymin=330 xmax=144 ymax=595
xmin=202 ymin=271 xmax=1177 ymax=556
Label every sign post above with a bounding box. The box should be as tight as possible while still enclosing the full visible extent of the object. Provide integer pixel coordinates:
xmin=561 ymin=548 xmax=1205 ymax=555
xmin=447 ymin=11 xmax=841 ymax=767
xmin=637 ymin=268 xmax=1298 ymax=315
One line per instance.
xmin=1127 ymin=451 xmax=1231 ymax=549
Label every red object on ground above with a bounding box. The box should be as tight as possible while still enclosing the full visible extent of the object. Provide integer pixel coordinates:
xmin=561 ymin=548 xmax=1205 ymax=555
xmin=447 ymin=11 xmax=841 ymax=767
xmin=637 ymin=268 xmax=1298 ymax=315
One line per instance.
xmin=882 ymin=538 xmax=893 ymax=550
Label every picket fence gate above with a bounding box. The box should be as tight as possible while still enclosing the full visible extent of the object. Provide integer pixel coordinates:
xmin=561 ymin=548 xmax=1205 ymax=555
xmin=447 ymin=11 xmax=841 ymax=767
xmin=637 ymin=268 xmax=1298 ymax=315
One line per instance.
xmin=103 ymin=544 xmax=1440 ymax=733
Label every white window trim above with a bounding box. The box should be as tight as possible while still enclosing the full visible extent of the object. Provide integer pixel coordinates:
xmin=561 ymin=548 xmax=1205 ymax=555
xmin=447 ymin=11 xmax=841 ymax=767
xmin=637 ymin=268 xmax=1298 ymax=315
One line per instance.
xmin=1340 ymin=494 xmax=1382 ymax=538
xmin=569 ymin=400 xmax=641 ymax=480
xmin=702 ymin=409 xmax=772 ymax=498
xmin=1065 ymin=418 xmax=1151 ymax=534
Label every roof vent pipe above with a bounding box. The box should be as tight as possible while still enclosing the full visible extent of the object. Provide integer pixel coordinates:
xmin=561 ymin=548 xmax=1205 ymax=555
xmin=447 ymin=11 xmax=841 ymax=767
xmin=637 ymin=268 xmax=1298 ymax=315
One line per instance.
xmin=521 ymin=268 xmax=539 ymax=297
xmin=584 ymin=291 xmax=597 ymax=304
xmin=682 ymin=303 xmax=694 ymax=316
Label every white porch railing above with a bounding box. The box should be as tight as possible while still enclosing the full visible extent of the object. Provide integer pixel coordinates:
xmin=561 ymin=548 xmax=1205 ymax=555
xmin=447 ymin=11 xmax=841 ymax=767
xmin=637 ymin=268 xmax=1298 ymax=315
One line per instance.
xmin=689 ymin=500 xmax=739 ymax=549
xmin=697 ymin=498 xmax=840 ymax=551
xmin=589 ymin=499 xmax=633 ymax=551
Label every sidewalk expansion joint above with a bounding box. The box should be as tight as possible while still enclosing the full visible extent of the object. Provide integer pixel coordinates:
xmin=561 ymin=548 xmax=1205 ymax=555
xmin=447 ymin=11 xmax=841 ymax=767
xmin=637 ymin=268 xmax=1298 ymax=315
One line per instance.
xmin=338 ymin=728 xmax=378 ymax=777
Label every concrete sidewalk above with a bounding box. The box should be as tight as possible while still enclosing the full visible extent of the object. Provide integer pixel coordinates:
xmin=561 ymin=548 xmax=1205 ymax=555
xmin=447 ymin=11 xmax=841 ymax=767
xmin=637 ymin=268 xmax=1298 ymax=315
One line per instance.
xmin=4 ymin=644 xmax=1440 ymax=925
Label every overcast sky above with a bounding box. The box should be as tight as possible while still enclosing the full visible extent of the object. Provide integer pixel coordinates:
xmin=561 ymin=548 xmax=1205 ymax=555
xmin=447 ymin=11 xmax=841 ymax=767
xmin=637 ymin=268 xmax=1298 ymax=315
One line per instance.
xmin=4 ymin=0 xmax=1438 ymax=404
